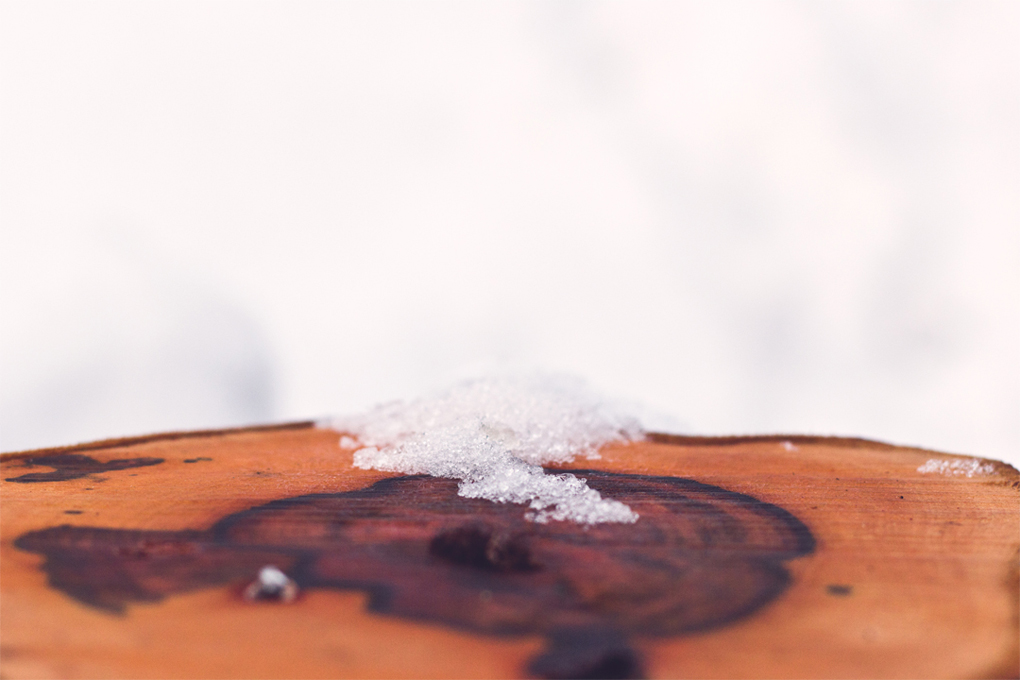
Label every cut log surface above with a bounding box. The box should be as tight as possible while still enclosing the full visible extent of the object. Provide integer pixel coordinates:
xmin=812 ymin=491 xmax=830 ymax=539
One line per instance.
xmin=1 ymin=423 xmax=1017 ymax=679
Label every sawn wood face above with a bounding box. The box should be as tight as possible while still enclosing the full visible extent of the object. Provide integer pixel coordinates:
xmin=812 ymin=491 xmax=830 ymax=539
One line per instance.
xmin=1 ymin=424 xmax=1017 ymax=679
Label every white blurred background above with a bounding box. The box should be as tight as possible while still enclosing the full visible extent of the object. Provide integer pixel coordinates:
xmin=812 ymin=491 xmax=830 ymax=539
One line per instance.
xmin=2 ymin=1 xmax=1017 ymax=466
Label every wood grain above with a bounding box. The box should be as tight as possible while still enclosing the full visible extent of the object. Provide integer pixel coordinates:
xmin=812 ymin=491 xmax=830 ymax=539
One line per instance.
xmin=1 ymin=424 xmax=1017 ymax=679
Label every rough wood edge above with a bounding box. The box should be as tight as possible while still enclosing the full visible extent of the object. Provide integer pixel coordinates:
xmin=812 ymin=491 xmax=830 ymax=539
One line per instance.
xmin=646 ymin=432 xmax=1020 ymax=478
xmin=4 ymin=424 xmax=1016 ymax=481
xmin=0 ymin=421 xmax=318 ymax=460
xmin=646 ymin=431 xmax=929 ymax=450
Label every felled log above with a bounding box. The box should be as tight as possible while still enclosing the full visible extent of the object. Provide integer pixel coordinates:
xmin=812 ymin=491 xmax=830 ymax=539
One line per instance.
xmin=1 ymin=423 xmax=1017 ymax=679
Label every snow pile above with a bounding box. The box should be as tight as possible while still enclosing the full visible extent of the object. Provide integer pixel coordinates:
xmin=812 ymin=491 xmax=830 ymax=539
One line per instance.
xmin=917 ymin=457 xmax=994 ymax=477
xmin=325 ymin=375 xmax=644 ymax=524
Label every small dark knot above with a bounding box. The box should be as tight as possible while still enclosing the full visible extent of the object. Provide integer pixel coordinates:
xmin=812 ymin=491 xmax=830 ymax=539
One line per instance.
xmin=429 ymin=524 xmax=538 ymax=572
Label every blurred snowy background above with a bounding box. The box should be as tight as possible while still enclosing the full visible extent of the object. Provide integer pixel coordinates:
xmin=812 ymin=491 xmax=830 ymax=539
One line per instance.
xmin=1 ymin=1 xmax=1017 ymax=465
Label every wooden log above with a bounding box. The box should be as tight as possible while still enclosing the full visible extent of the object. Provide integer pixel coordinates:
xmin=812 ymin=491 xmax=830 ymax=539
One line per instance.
xmin=1 ymin=423 xmax=1017 ymax=679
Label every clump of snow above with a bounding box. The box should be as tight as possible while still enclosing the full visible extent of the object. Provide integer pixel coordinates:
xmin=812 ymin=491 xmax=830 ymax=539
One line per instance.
xmin=917 ymin=457 xmax=994 ymax=477
xmin=324 ymin=375 xmax=644 ymax=525
xmin=243 ymin=565 xmax=298 ymax=602
xmin=256 ymin=565 xmax=291 ymax=589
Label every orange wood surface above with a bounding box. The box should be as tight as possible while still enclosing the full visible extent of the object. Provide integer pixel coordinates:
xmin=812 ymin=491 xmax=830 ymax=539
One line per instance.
xmin=1 ymin=423 xmax=1017 ymax=679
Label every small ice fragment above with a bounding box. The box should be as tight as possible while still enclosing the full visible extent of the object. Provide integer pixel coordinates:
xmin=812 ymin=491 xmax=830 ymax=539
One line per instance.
xmin=244 ymin=565 xmax=298 ymax=602
xmin=339 ymin=435 xmax=359 ymax=449
xmin=917 ymin=458 xmax=994 ymax=478
xmin=782 ymin=441 xmax=798 ymax=451
xmin=325 ymin=374 xmax=646 ymax=525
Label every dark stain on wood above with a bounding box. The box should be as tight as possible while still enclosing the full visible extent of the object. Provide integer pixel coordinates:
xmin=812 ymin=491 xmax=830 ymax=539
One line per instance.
xmin=530 ymin=626 xmax=644 ymax=679
xmin=13 ymin=471 xmax=814 ymax=679
xmin=826 ymin=584 xmax=853 ymax=596
xmin=4 ymin=454 xmax=164 ymax=483
xmin=183 ymin=457 xmax=213 ymax=464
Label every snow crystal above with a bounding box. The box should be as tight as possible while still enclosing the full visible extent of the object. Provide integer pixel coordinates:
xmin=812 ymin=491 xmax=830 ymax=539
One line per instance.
xmin=324 ymin=375 xmax=644 ymax=525
xmin=917 ymin=457 xmax=994 ymax=478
